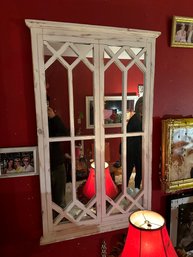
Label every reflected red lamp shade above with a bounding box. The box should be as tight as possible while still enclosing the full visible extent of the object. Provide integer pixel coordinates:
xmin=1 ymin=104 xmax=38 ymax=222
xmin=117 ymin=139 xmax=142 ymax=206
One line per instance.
xmin=120 ymin=210 xmax=177 ymax=257
xmin=83 ymin=162 xmax=118 ymax=199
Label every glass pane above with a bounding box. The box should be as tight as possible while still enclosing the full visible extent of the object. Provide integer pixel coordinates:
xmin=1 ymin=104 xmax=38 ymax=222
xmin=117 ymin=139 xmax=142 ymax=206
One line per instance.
xmin=76 ymin=139 xmax=97 ymax=220
xmin=72 ymin=44 xmax=94 ymax=136
xmin=104 ymin=45 xmax=145 ymax=213
xmin=104 ymin=45 xmax=145 ymax=135
xmin=126 ymin=64 xmax=144 ymax=196
xmin=104 ymin=58 xmax=122 ymax=135
xmin=81 ymin=139 xmax=97 ymax=200
xmin=44 ymin=41 xmax=97 ymax=223
xmin=45 ymin=60 xmax=70 ymax=137
xmin=50 ymin=141 xmax=70 ymax=221
xmin=105 ymin=138 xmax=120 ymax=197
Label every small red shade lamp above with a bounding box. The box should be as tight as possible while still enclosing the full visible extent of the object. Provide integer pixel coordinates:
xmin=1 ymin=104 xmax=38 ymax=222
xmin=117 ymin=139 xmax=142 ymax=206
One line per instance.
xmin=120 ymin=210 xmax=177 ymax=257
xmin=83 ymin=162 xmax=118 ymax=199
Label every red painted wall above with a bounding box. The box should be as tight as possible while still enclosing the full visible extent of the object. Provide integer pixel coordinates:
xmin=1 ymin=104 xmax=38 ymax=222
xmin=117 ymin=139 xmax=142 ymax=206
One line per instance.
xmin=1 ymin=0 xmax=193 ymax=256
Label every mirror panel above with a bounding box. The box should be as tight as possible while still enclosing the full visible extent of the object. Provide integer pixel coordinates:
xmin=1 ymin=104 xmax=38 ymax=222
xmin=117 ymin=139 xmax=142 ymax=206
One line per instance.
xmin=72 ymin=45 xmax=94 ymax=136
xmin=44 ymin=40 xmax=97 ymax=222
xmin=104 ymin=45 xmax=145 ymax=213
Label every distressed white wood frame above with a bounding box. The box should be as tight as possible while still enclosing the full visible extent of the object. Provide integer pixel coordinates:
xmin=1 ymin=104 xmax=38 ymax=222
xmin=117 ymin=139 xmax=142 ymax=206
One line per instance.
xmin=25 ymin=19 xmax=160 ymax=244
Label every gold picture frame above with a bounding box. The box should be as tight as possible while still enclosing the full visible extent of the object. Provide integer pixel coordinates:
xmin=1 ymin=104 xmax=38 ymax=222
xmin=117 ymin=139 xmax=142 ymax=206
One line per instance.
xmin=161 ymin=118 xmax=193 ymax=193
xmin=171 ymin=16 xmax=193 ymax=48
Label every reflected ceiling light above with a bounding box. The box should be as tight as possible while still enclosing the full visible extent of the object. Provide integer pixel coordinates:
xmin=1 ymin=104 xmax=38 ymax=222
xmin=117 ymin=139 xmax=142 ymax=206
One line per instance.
xmin=120 ymin=210 xmax=177 ymax=257
xmin=83 ymin=162 xmax=118 ymax=199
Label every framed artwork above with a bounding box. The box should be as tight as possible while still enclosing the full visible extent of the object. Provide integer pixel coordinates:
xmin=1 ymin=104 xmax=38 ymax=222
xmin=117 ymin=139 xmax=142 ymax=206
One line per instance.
xmin=171 ymin=16 xmax=193 ymax=48
xmin=86 ymin=95 xmax=138 ymax=129
xmin=138 ymin=84 xmax=144 ymax=97
xmin=161 ymin=118 xmax=193 ymax=193
xmin=0 ymin=146 xmax=38 ymax=178
xmin=167 ymin=192 xmax=193 ymax=255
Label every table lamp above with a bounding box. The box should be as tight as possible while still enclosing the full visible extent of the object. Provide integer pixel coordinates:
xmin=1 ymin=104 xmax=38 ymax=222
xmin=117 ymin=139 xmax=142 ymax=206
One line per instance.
xmin=120 ymin=210 xmax=177 ymax=257
xmin=83 ymin=162 xmax=118 ymax=199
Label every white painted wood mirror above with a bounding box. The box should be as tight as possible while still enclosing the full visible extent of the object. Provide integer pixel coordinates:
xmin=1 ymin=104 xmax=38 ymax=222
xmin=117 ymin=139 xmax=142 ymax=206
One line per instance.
xmin=26 ymin=19 xmax=160 ymax=244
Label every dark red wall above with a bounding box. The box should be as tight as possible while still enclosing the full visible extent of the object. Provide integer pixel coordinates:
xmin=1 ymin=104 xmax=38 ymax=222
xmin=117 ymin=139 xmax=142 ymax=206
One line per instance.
xmin=1 ymin=0 xmax=193 ymax=256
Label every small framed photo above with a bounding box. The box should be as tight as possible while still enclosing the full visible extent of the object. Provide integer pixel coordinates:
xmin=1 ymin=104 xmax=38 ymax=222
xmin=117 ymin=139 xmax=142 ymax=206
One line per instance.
xmin=171 ymin=16 xmax=193 ymax=48
xmin=138 ymin=84 xmax=144 ymax=97
xmin=86 ymin=95 xmax=138 ymax=129
xmin=161 ymin=118 xmax=193 ymax=193
xmin=0 ymin=146 xmax=38 ymax=178
xmin=167 ymin=192 xmax=193 ymax=254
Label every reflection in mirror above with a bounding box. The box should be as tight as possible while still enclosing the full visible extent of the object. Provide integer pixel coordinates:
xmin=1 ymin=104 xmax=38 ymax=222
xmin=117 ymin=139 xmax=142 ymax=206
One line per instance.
xmin=103 ymin=139 xmax=119 ymax=198
xmin=72 ymin=49 xmax=94 ymax=137
xmin=106 ymin=138 xmax=122 ymax=190
xmin=44 ymin=39 xmax=97 ymax=222
xmin=126 ymin=96 xmax=143 ymax=197
xmin=127 ymin=64 xmax=144 ymax=124
xmin=125 ymin=57 xmax=144 ymax=199
xmin=50 ymin=141 xmax=69 ymax=221
xmin=80 ymin=140 xmax=97 ymax=201
xmin=74 ymin=139 xmax=97 ymax=221
xmin=103 ymin=44 xmax=145 ymax=214
xmin=51 ymin=139 xmax=98 ymax=223
xmin=104 ymin=46 xmax=144 ymax=135
xmin=104 ymin=54 xmax=122 ymax=135
xmin=44 ymin=41 xmax=95 ymax=137
xmin=44 ymin=40 xmax=145 ymax=221
xmin=44 ymin=42 xmax=70 ymax=134
xmin=76 ymin=140 xmax=93 ymax=202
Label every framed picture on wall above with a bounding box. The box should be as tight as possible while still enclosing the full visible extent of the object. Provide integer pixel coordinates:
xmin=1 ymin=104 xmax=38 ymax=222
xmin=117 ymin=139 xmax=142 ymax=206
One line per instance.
xmin=167 ymin=191 xmax=193 ymax=254
xmin=86 ymin=95 xmax=138 ymax=129
xmin=171 ymin=16 xmax=193 ymax=48
xmin=138 ymin=84 xmax=144 ymax=97
xmin=161 ymin=118 xmax=193 ymax=193
xmin=0 ymin=146 xmax=38 ymax=178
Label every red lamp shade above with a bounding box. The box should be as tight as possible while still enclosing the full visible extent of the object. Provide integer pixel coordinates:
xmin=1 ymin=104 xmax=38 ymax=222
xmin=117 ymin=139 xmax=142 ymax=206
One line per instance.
xmin=120 ymin=210 xmax=177 ymax=257
xmin=83 ymin=162 xmax=118 ymax=199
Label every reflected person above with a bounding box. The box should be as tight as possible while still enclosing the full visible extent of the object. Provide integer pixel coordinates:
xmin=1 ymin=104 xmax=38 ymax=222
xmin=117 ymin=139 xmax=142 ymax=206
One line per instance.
xmin=48 ymin=97 xmax=69 ymax=209
xmin=175 ymin=23 xmax=187 ymax=42
xmin=126 ymin=97 xmax=143 ymax=194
